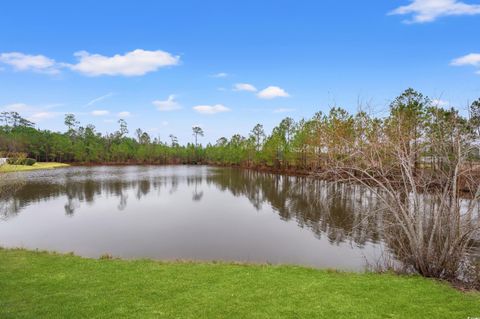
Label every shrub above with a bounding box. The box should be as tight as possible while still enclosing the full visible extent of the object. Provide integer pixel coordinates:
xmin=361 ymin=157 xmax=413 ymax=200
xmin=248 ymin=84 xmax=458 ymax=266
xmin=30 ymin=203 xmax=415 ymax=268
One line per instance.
xmin=24 ymin=158 xmax=36 ymax=166
xmin=7 ymin=158 xmax=37 ymax=166
xmin=6 ymin=158 xmax=19 ymax=165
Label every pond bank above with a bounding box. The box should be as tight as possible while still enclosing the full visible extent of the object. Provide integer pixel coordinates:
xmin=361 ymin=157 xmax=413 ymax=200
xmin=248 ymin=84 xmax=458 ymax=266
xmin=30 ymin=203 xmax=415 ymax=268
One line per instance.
xmin=1 ymin=248 xmax=479 ymax=318
xmin=0 ymin=162 xmax=70 ymax=172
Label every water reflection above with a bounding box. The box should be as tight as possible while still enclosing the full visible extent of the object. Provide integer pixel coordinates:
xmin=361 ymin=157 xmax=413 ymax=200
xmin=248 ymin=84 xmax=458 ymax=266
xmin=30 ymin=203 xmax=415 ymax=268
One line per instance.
xmin=207 ymin=169 xmax=382 ymax=246
xmin=0 ymin=165 xmax=385 ymax=269
xmin=1 ymin=166 xmax=382 ymax=246
xmin=2 ymin=168 xmax=186 ymax=217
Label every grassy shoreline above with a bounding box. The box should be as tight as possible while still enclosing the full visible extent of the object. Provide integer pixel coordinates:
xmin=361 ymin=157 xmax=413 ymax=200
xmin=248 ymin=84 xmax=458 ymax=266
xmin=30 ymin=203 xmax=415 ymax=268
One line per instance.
xmin=0 ymin=162 xmax=70 ymax=172
xmin=1 ymin=248 xmax=479 ymax=318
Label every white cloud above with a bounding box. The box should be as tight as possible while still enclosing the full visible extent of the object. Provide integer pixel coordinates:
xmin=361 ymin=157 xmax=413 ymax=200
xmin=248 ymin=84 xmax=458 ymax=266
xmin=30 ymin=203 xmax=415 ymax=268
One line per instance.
xmin=85 ymin=92 xmax=114 ymax=106
xmin=0 ymin=49 xmax=179 ymax=76
xmin=1 ymin=103 xmax=30 ymax=112
xmin=1 ymin=103 xmax=61 ymax=122
xmin=193 ymin=104 xmax=231 ymax=114
xmin=389 ymin=0 xmax=480 ymax=23
xmin=451 ymin=53 xmax=480 ymax=66
xmin=91 ymin=110 xmax=109 ymax=116
xmin=0 ymin=52 xmax=59 ymax=74
xmin=44 ymin=103 xmax=65 ymax=109
xmin=28 ymin=112 xmax=59 ymax=121
xmin=117 ymin=111 xmax=131 ymax=118
xmin=211 ymin=72 xmax=228 ymax=78
xmin=451 ymin=53 xmax=480 ymax=74
xmin=69 ymin=49 xmax=180 ymax=76
xmin=431 ymin=99 xmax=450 ymax=107
xmin=233 ymin=83 xmax=257 ymax=92
xmin=153 ymin=95 xmax=181 ymax=111
xmin=257 ymin=86 xmax=290 ymax=99
xmin=273 ymin=108 xmax=295 ymax=113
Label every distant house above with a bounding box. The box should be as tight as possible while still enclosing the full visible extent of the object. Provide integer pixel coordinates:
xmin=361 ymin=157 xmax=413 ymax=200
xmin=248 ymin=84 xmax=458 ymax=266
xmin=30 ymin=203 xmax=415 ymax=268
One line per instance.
xmin=0 ymin=158 xmax=7 ymax=165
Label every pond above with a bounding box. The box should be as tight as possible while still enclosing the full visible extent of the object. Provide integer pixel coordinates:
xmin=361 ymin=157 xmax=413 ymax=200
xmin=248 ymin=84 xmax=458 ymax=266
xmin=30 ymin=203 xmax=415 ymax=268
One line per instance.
xmin=0 ymin=165 xmax=385 ymax=270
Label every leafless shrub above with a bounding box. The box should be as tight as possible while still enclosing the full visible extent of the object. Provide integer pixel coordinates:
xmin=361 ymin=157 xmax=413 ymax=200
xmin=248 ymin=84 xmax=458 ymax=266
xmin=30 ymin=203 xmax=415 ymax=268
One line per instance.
xmin=315 ymin=93 xmax=480 ymax=284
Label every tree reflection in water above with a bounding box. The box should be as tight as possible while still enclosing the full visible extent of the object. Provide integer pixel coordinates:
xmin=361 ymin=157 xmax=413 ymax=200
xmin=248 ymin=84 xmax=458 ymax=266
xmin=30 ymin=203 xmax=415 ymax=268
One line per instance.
xmin=207 ymin=168 xmax=383 ymax=246
xmin=0 ymin=166 xmax=385 ymax=248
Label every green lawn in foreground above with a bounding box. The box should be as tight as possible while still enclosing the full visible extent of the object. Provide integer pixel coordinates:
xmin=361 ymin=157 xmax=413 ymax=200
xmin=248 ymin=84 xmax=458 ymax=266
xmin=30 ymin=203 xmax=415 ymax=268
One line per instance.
xmin=0 ymin=162 xmax=70 ymax=172
xmin=0 ymin=249 xmax=479 ymax=318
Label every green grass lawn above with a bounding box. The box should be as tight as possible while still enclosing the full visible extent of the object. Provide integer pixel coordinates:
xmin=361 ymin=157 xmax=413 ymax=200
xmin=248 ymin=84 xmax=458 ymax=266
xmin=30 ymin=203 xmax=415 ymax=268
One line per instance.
xmin=0 ymin=162 xmax=70 ymax=172
xmin=0 ymin=249 xmax=479 ymax=318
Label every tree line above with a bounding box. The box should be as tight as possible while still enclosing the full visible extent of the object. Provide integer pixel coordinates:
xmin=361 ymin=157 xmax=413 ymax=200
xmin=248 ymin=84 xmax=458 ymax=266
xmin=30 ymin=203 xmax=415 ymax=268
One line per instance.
xmin=1 ymin=88 xmax=479 ymax=169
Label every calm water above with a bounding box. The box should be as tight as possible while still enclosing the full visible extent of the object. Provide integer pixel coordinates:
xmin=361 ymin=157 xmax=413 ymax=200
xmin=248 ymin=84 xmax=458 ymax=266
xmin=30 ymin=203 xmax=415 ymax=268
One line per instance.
xmin=0 ymin=165 xmax=385 ymax=270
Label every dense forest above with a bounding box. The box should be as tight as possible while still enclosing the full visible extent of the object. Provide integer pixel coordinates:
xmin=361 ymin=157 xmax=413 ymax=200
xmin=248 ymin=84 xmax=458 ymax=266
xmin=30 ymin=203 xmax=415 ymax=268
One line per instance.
xmin=1 ymin=88 xmax=480 ymax=170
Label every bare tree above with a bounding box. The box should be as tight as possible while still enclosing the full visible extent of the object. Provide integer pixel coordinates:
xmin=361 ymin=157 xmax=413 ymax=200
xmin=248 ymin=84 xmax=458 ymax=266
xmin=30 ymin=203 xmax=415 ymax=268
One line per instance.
xmin=317 ymin=99 xmax=480 ymax=283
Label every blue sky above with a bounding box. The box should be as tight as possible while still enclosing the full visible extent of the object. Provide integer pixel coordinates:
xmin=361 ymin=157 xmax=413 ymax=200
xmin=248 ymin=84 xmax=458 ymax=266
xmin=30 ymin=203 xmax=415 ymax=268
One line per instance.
xmin=1 ymin=0 xmax=479 ymax=144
